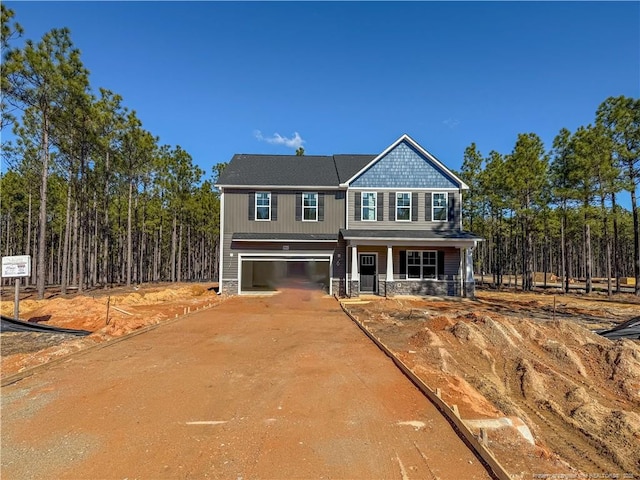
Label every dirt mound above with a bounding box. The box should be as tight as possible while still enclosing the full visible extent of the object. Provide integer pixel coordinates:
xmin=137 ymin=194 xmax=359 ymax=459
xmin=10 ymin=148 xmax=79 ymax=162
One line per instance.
xmin=542 ymin=340 xmax=588 ymax=377
xmin=346 ymin=291 xmax=640 ymax=475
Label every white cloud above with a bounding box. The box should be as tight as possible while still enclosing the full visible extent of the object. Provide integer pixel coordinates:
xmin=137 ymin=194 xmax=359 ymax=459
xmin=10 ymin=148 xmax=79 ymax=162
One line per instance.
xmin=443 ymin=118 xmax=460 ymax=129
xmin=254 ymin=130 xmax=305 ymax=149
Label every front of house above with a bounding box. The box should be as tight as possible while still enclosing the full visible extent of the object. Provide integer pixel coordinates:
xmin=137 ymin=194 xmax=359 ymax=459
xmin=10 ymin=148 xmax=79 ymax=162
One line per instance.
xmin=215 ymin=134 xmax=481 ymax=297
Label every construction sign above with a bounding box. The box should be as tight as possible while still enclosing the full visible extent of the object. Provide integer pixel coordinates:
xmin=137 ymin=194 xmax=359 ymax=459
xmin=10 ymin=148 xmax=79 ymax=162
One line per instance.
xmin=1 ymin=255 xmax=31 ymax=278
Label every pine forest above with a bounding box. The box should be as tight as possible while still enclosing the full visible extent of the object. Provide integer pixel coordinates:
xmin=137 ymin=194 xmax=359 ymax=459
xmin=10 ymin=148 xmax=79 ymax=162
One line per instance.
xmin=1 ymin=7 xmax=639 ymax=298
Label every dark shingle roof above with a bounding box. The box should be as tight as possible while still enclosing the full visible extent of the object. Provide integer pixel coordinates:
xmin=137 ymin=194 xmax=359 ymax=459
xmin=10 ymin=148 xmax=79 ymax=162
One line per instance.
xmin=333 ymin=155 xmax=376 ymax=183
xmin=217 ymin=154 xmax=373 ymax=187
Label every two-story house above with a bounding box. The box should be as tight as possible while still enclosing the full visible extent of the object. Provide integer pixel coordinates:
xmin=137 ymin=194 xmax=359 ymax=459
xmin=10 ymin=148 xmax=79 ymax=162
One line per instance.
xmin=215 ymin=134 xmax=481 ymax=298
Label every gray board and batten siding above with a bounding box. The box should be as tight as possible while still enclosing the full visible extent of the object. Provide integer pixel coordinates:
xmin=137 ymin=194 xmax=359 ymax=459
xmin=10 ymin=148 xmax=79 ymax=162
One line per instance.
xmin=348 ymin=190 xmax=461 ymax=230
xmin=221 ymin=189 xmax=346 ymax=280
xmin=223 ymin=189 xmax=345 ymax=234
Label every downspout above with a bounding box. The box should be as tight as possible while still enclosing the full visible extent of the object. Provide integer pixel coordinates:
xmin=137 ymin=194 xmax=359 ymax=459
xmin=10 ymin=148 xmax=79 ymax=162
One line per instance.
xmin=459 ymin=189 xmax=463 ymax=230
xmin=459 ymin=247 xmax=464 ymax=296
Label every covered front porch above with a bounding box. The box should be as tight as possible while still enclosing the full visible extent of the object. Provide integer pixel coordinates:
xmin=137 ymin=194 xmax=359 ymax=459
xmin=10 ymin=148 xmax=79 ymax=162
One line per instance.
xmin=340 ymin=230 xmax=481 ymax=299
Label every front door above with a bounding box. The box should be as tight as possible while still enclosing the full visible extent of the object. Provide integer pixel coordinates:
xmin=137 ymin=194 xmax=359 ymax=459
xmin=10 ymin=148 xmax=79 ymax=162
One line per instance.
xmin=359 ymin=254 xmax=377 ymax=293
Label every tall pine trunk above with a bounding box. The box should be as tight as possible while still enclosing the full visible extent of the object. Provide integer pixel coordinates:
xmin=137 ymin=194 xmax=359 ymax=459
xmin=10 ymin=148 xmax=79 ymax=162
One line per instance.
xmin=102 ymin=151 xmax=110 ymax=287
xmin=171 ymin=215 xmax=177 ymax=282
xmin=612 ymin=193 xmax=621 ymax=293
xmin=27 ymin=191 xmax=32 ymax=286
xmin=584 ymin=207 xmax=592 ymax=294
xmin=601 ymin=195 xmax=612 ymax=297
xmin=72 ymin=200 xmax=78 ymax=287
xmin=525 ymin=218 xmax=534 ymax=291
xmin=36 ymin=113 xmax=50 ymax=299
xmin=177 ymin=222 xmax=183 ymax=282
xmin=126 ymin=179 xmax=133 ymax=287
xmin=562 ymin=206 xmax=570 ymax=293
xmin=631 ymin=184 xmax=640 ymax=296
xmin=92 ymin=195 xmax=98 ymax=287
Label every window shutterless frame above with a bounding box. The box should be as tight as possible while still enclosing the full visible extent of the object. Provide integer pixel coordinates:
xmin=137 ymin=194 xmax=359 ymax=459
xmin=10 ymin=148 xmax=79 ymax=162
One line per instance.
xmin=396 ymin=192 xmax=411 ymax=221
xmin=302 ymin=192 xmax=318 ymax=221
xmin=255 ymin=192 xmax=271 ymax=221
xmin=433 ymin=192 xmax=447 ymax=221
xmin=361 ymin=192 xmax=377 ymax=221
xmin=406 ymin=250 xmax=437 ymax=279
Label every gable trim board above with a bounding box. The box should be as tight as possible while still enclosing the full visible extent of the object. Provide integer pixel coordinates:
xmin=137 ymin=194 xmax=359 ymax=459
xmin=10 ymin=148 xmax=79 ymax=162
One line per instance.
xmin=348 ymin=187 xmax=461 ymax=191
xmin=220 ymin=184 xmax=341 ymax=190
xmin=341 ymin=134 xmax=470 ymax=190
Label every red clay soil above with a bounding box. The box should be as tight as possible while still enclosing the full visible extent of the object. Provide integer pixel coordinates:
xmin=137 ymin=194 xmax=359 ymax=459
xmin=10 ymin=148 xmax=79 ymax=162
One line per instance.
xmin=1 ymin=288 xmax=492 ymax=480
xmin=344 ymin=291 xmax=640 ymax=478
xmin=1 ymin=283 xmax=222 ymax=377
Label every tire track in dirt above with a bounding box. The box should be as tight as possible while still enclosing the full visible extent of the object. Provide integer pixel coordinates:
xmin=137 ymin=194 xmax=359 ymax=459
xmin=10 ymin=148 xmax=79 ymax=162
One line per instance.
xmin=460 ymin=322 xmax=633 ymax=474
xmin=517 ymin=400 xmax=615 ymax=473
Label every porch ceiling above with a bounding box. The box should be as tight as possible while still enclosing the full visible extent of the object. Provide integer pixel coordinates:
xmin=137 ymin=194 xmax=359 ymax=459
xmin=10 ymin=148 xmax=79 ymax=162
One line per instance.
xmin=339 ymin=229 xmax=482 ymax=242
xmin=233 ymin=233 xmax=338 ymax=242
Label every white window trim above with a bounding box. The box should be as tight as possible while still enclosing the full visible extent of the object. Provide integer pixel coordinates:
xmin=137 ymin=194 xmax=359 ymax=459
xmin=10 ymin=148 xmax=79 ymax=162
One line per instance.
xmin=302 ymin=192 xmax=318 ymax=222
xmin=361 ymin=191 xmax=377 ymax=221
xmin=432 ymin=192 xmax=448 ymax=222
xmin=395 ymin=192 xmax=412 ymax=222
xmin=255 ymin=191 xmax=271 ymax=221
xmin=406 ymin=250 xmax=438 ymax=280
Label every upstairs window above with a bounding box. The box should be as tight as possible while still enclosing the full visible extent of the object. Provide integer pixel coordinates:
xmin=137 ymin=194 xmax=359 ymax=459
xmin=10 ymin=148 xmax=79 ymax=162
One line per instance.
xmin=256 ymin=192 xmax=271 ymax=220
xmin=362 ymin=192 xmax=377 ymax=221
xmin=303 ymin=192 xmax=318 ymax=221
xmin=396 ymin=192 xmax=411 ymax=221
xmin=433 ymin=193 xmax=447 ymax=221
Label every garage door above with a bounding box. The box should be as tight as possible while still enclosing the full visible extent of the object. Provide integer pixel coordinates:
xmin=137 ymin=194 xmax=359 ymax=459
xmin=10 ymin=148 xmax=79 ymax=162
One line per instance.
xmin=239 ymin=256 xmax=331 ymax=295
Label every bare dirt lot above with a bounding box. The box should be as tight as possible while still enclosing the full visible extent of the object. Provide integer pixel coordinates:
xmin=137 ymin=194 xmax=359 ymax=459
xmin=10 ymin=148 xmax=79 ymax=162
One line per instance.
xmin=1 ymin=287 xmax=492 ymax=480
xmin=1 ymin=282 xmax=223 ymax=378
xmin=343 ymin=290 xmax=640 ymax=478
xmin=2 ymin=284 xmax=639 ymax=478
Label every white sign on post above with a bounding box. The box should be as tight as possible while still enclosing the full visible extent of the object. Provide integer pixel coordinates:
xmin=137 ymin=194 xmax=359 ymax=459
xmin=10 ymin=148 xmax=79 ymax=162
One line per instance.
xmin=2 ymin=255 xmax=31 ymax=278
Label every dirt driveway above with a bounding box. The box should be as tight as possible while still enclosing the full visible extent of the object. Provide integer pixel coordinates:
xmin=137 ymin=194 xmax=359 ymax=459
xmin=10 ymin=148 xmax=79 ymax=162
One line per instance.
xmin=1 ymin=288 xmax=491 ymax=480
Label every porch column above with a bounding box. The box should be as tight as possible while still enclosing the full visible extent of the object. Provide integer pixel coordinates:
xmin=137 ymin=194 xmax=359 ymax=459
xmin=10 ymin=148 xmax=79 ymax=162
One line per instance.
xmin=351 ymin=244 xmax=359 ymax=281
xmin=386 ymin=245 xmax=394 ymax=281
xmin=465 ymin=246 xmax=476 ymax=298
xmin=386 ymin=245 xmax=394 ymax=298
xmin=350 ymin=244 xmax=359 ymax=298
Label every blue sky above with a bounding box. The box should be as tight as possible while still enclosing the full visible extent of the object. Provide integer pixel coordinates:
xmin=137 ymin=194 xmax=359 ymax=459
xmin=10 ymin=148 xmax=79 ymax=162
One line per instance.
xmin=4 ymin=1 xmax=639 ymax=187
